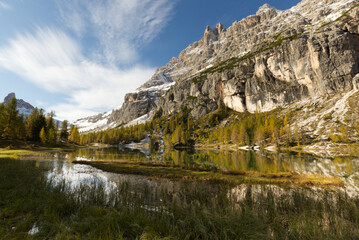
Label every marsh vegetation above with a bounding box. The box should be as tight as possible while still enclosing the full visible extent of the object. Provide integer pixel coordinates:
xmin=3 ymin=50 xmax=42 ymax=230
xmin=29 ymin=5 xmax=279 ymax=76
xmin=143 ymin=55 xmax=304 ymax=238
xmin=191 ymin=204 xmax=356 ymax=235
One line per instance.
xmin=1 ymin=147 xmax=359 ymax=239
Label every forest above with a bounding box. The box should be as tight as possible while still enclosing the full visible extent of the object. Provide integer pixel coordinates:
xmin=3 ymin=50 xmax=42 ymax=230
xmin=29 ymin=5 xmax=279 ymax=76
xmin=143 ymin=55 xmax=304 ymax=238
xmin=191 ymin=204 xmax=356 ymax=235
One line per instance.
xmin=0 ymin=96 xmax=79 ymax=146
xmin=2 ymin=96 xmax=356 ymax=149
xmin=79 ymin=101 xmax=311 ymax=149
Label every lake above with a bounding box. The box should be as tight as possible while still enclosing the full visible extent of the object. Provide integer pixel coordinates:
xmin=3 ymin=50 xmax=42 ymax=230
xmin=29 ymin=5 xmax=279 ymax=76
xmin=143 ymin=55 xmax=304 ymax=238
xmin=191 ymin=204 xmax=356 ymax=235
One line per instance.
xmin=2 ymin=147 xmax=359 ymax=239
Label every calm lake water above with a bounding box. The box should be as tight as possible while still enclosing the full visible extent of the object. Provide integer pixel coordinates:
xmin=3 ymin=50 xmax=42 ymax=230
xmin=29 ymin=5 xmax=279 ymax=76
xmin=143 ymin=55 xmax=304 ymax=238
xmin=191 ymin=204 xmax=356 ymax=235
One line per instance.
xmin=6 ymin=147 xmax=359 ymax=239
xmin=33 ymin=147 xmax=359 ymax=198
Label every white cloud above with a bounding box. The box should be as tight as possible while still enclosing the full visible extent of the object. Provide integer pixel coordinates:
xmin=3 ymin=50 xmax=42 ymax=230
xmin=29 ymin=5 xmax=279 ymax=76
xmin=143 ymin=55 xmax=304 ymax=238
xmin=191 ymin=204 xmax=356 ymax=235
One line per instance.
xmin=0 ymin=1 xmax=10 ymax=10
xmin=0 ymin=0 xmax=176 ymax=122
xmin=0 ymin=28 xmax=155 ymax=121
xmin=57 ymin=0 xmax=176 ymax=65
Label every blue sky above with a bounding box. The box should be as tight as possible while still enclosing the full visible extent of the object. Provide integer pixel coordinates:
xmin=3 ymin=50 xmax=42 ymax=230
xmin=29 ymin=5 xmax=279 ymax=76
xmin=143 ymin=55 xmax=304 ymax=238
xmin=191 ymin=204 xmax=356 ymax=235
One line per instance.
xmin=0 ymin=0 xmax=300 ymax=121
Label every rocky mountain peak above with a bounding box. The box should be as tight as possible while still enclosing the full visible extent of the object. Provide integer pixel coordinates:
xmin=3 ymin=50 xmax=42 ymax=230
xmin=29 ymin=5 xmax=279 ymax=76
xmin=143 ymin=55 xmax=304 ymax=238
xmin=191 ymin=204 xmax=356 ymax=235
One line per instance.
xmin=214 ymin=22 xmax=226 ymax=35
xmin=256 ymin=3 xmax=276 ymax=14
xmin=203 ymin=25 xmax=218 ymax=44
xmin=204 ymin=25 xmax=213 ymax=33
xmin=3 ymin=92 xmax=34 ymax=116
xmin=4 ymin=92 xmax=16 ymax=104
xmin=74 ymin=0 xmax=359 ymax=133
xmin=256 ymin=3 xmax=278 ymax=19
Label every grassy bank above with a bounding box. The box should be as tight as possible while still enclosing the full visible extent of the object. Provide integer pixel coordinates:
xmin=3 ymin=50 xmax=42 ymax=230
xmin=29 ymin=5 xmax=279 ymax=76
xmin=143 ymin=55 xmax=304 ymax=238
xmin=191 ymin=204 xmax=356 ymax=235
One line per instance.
xmin=74 ymin=160 xmax=343 ymax=187
xmin=0 ymin=139 xmax=83 ymax=160
xmin=1 ymin=158 xmax=359 ymax=239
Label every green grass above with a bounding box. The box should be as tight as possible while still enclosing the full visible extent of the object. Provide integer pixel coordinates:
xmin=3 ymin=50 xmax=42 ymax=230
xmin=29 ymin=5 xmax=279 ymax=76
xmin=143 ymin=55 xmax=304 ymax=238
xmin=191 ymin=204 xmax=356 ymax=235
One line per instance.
xmin=316 ymin=3 xmax=359 ymax=32
xmin=0 ymin=139 xmax=83 ymax=160
xmin=1 ymin=158 xmax=359 ymax=239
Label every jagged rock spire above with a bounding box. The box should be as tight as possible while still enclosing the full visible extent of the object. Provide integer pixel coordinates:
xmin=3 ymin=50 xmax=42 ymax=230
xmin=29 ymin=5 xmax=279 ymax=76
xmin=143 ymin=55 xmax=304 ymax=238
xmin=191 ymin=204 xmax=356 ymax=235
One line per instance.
xmin=256 ymin=3 xmax=278 ymax=19
xmin=214 ymin=22 xmax=226 ymax=35
xmin=203 ymin=25 xmax=217 ymax=44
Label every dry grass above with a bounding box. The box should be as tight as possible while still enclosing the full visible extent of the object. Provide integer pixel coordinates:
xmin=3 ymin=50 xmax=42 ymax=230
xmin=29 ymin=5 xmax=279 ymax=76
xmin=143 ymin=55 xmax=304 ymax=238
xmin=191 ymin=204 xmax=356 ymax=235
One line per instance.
xmin=75 ymin=160 xmax=343 ymax=187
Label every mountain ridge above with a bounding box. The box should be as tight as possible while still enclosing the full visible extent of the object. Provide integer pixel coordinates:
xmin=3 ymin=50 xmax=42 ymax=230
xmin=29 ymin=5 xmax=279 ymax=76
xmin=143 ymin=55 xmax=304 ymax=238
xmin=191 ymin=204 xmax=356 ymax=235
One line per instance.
xmin=3 ymin=92 xmax=35 ymax=117
xmin=75 ymin=0 xmax=359 ymax=134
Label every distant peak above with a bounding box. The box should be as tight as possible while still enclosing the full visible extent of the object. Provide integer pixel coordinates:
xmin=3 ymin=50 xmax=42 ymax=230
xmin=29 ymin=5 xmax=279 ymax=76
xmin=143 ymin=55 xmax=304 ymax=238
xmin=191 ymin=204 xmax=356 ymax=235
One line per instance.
xmin=214 ymin=22 xmax=226 ymax=35
xmin=204 ymin=25 xmax=213 ymax=34
xmin=4 ymin=92 xmax=16 ymax=104
xmin=203 ymin=25 xmax=218 ymax=44
xmin=256 ymin=3 xmax=277 ymax=15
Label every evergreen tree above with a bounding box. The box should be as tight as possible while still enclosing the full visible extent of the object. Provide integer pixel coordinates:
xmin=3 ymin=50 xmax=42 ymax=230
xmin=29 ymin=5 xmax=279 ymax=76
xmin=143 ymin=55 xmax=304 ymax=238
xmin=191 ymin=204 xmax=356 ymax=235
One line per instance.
xmin=172 ymin=125 xmax=182 ymax=145
xmin=46 ymin=111 xmax=57 ymax=144
xmin=26 ymin=108 xmax=46 ymax=141
xmin=0 ymin=103 xmax=5 ymax=136
xmin=15 ymin=114 xmax=26 ymax=140
xmin=47 ymin=128 xmax=56 ymax=145
xmin=238 ymin=123 xmax=248 ymax=145
xmin=2 ymin=97 xmax=19 ymax=139
xmin=60 ymin=120 xmax=69 ymax=142
xmin=69 ymin=126 xmax=80 ymax=144
xmin=40 ymin=127 xmax=47 ymax=145
xmin=231 ymin=125 xmax=240 ymax=144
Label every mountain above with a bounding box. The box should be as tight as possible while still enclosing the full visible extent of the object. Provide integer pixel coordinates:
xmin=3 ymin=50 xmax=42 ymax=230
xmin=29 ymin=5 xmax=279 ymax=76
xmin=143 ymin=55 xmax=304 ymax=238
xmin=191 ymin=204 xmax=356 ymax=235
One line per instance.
xmin=3 ymin=93 xmax=34 ymax=117
xmin=75 ymin=0 xmax=359 ymax=136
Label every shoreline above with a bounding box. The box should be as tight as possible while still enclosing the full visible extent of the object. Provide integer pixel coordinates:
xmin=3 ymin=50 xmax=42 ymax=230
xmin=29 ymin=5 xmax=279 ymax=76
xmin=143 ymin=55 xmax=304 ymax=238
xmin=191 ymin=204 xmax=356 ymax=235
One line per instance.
xmin=72 ymin=160 xmax=343 ymax=188
xmin=0 ymin=142 xmax=353 ymax=187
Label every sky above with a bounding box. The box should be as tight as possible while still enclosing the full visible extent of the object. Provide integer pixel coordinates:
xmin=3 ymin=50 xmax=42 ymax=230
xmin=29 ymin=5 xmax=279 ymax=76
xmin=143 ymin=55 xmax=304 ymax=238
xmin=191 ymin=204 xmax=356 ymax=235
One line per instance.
xmin=0 ymin=0 xmax=301 ymax=121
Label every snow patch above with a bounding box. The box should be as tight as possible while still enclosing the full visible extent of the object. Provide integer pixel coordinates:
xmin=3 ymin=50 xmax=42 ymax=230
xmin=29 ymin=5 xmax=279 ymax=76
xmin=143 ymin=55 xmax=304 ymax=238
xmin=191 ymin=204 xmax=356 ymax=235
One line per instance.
xmin=125 ymin=113 xmax=151 ymax=127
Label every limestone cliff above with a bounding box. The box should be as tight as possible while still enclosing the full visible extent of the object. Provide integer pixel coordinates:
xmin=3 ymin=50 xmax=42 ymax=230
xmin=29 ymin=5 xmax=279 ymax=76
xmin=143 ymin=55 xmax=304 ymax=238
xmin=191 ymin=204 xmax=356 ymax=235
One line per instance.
xmin=3 ymin=92 xmax=34 ymax=116
xmin=75 ymin=0 xmax=359 ymax=132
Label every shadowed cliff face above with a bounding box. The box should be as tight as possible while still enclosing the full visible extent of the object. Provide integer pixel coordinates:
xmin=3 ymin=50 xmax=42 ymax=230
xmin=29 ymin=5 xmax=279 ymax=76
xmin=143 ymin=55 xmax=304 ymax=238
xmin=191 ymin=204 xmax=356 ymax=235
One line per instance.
xmin=75 ymin=0 xmax=359 ymax=131
xmin=159 ymin=27 xmax=359 ymax=118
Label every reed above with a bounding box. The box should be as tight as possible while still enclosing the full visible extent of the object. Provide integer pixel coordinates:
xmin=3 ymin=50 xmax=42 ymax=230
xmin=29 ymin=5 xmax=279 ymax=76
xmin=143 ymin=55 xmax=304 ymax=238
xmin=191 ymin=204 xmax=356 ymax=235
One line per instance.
xmin=1 ymin=158 xmax=358 ymax=239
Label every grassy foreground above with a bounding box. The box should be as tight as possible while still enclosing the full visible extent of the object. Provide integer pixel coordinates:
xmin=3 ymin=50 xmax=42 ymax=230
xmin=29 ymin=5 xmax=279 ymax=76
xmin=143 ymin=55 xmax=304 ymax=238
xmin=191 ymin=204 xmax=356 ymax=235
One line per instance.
xmin=1 ymin=158 xmax=359 ymax=239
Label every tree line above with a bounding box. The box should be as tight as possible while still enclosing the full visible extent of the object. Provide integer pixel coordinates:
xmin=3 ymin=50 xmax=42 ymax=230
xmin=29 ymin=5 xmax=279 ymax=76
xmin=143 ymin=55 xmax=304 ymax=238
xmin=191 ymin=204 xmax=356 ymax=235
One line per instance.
xmin=0 ymin=96 xmax=80 ymax=146
xmin=79 ymin=123 xmax=149 ymax=145
xmin=78 ymin=103 xmax=304 ymax=148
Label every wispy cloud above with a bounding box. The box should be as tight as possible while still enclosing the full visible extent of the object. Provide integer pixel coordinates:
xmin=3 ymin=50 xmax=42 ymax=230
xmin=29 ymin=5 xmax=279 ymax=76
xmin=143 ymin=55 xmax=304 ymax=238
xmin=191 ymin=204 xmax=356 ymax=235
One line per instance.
xmin=0 ymin=1 xmax=11 ymax=10
xmin=0 ymin=28 xmax=155 ymax=121
xmin=0 ymin=0 xmax=177 ymax=121
xmin=57 ymin=0 xmax=176 ymax=65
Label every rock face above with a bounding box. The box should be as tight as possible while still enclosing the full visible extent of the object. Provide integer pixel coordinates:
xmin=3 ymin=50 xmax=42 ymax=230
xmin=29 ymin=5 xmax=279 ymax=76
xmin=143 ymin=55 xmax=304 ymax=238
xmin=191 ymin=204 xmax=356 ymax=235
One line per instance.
xmin=74 ymin=68 xmax=174 ymax=131
xmin=3 ymin=92 xmax=34 ymax=116
xmin=75 ymin=0 xmax=359 ymax=131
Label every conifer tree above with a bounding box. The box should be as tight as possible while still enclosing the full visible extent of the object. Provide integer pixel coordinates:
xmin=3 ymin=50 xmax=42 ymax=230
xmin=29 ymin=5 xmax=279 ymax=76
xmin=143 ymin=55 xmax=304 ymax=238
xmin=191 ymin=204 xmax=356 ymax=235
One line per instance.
xmin=69 ymin=126 xmax=80 ymax=144
xmin=26 ymin=108 xmax=46 ymax=141
xmin=0 ymin=103 xmax=5 ymax=136
xmin=2 ymin=97 xmax=19 ymax=139
xmin=45 ymin=111 xmax=57 ymax=144
xmin=60 ymin=120 xmax=69 ymax=142
xmin=231 ymin=125 xmax=240 ymax=144
xmin=15 ymin=114 xmax=26 ymax=140
xmin=47 ymin=128 xmax=56 ymax=145
xmin=40 ymin=127 xmax=47 ymax=145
